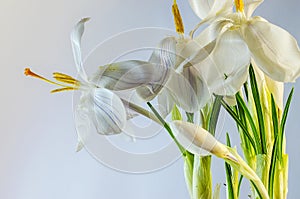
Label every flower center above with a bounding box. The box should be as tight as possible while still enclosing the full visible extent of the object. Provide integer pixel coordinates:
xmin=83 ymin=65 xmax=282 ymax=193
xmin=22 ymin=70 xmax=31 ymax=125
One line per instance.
xmin=234 ymin=0 xmax=244 ymax=13
xmin=24 ymin=68 xmax=80 ymax=93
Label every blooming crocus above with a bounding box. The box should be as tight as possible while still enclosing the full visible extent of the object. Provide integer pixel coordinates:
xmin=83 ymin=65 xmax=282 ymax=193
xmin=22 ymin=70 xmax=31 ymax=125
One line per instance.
xmin=25 ymin=18 xmax=170 ymax=150
xmin=187 ymin=0 xmax=300 ymax=96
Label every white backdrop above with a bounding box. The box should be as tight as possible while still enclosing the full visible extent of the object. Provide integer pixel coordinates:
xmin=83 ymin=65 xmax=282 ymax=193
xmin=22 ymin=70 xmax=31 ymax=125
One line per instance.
xmin=1 ymin=0 xmax=300 ymax=198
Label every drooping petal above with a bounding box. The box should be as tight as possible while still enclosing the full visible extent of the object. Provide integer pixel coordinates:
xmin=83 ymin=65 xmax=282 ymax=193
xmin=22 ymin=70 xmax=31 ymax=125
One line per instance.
xmin=88 ymin=88 xmax=127 ymax=135
xmin=243 ymin=0 xmax=264 ymax=18
xmin=194 ymin=29 xmax=251 ymax=96
xmin=242 ymin=17 xmax=300 ymax=82
xmin=170 ymin=120 xmax=230 ymax=157
xmin=71 ymin=18 xmax=90 ymax=81
xmin=91 ymin=60 xmax=166 ymax=92
xmin=136 ymin=37 xmax=176 ymax=100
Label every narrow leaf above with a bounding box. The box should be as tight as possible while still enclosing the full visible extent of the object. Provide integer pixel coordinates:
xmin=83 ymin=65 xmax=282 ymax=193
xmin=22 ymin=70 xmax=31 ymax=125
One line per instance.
xmin=249 ymin=65 xmax=266 ymax=154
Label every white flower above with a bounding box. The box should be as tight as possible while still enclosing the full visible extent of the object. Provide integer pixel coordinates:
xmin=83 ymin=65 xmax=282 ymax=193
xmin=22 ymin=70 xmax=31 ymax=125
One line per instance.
xmin=188 ymin=0 xmax=300 ymax=96
xmin=25 ymin=18 xmax=171 ymax=151
xmin=135 ymin=35 xmax=211 ymax=116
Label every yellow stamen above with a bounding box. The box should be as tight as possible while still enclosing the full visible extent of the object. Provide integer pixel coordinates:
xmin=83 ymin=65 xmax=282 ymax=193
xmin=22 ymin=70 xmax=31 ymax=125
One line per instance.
xmin=24 ymin=68 xmax=80 ymax=93
xmin=234 ymin=0 xmax=244 ymax=12
xmin=53 ymin=72 xmax=80 ymax=86
xmin=172 ymin=0 xmax=184 ymax=34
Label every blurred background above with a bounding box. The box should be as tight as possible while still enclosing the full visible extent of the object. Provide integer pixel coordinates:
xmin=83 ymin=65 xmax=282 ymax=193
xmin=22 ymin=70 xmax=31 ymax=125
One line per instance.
xmin=1 ymin=0 xmax=300 ymax=198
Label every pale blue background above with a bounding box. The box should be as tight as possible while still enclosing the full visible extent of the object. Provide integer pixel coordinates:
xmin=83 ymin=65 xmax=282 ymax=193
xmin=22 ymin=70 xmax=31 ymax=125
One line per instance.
xmin=1 ymin=0 xmax=300 ymax=198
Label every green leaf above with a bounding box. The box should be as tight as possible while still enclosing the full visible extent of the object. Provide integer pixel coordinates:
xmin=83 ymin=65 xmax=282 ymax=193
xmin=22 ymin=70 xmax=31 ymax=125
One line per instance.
xmin=237 ymin=175 xmax=243 ymax=197
xmin=220 ymin=99 xmax=257 ymax=153
xmin=171 ymin=105 xmax=182 ymax=121
xmin=225 ymin=133 xmax=234 ymax=199
xmin=249 ymin=65 xmax=267 ymax=154
xmin=236 ymin=93 xmax=261 ymax=154
xmin=268 ymin=134 xmax=278 ymax=199
xmin=279 ymin=88 xmax=294 ymax=161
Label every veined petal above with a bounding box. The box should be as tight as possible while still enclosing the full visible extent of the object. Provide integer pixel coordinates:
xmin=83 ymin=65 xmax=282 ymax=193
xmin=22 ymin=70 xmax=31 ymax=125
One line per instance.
xmin=91 ymin=60 xmax=165 ymax=92
xmin=242 ymin=17 xmax=300 ymax=82
xmin=136 ymin=37 xmax=176 ymax=100
xmin=243 ymin=0 xmax=264 ymax=18
xmin=170 ymin=121 xmax=230 ymax=157
xmin=195 ymin=29 xmax=251 ymax=96
xmin=89 ymin=88 xmax=127 ymax=135
xmin=71 ymin=18 xmax=90 ymax=81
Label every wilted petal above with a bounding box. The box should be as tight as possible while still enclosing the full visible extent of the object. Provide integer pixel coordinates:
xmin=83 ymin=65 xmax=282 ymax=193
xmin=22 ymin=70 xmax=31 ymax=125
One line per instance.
xmin=88 ymin=88 xmax=127 ymax=135
xmin=243 ymin=0 xmax=264 ymax=18
xmin=71 ymin=18 xmax=90 ymax=81
xmin=195 ymin=29 xmax=250 ymax=96
xmin=242 ymin=17 xmax=300 ymax=82
xmin=170 ymin=121 xmax=230 ymax=157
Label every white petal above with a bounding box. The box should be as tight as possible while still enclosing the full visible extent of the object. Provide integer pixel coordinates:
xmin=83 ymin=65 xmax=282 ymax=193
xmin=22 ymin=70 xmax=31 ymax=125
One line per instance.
xmin=74 ymin=101 xmax=93 ymax=152
xmin=164 ymin=69 xmax=209 ymax=113
xmin=195 ymin=29 xmax=251 ymax=96
xmin=242 ymin=17 xmax=300 ymax=82
xmin=189 ymin=0 xmax=232 ymax=20
xmin=91 ymin=60 xmax=166 ymax=92
xmin=243 ymin=0 xmax=264 ymax=18
xmin=89 ymin=88 xmax=127 ymax=135
xmin=188 ymin=0 xmax=214 ymax=19
xmin=194 ymin=18 xmax=233 ymax=47
xmin=70 ymin=18 xmax=90 ymax=81
xmin=170 ymin=121 xmax=229 ymax=157
xmin=189 ymin=0 xmax=233 ymax=36
xmin=157 ymin=89 xmax=175 ymax=118
xmin=136 ymin=37 xmax=176 ymax=100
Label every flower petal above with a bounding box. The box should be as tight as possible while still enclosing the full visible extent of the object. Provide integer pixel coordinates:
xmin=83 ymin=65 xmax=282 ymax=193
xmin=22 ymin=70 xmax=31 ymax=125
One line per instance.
xmin=170 ymin=120 xmax=229 ymax=157
xmin=74 ymin=104 xmax=93 ymax=152
xmin=89 ymin=88 xmax=127 ymax=135
xmin=70 ymin=18 xmax=90 ymax=81
xmin=194 ymin=29 xmax=251 ymax=96
xmin=243 ymin=0 xmax=264 ymax=18
xmin=189 ymin=0 xmax=232 ymax=20
xmin=157 ymin=89 xmax=175 ymax=118
xmin=242 ymin=17 xmax=300 ymax=82
xmin=136 ymin=37 xmax=176 ymax=100
xmin=91 ymin=60 xmax=165 ymax=92
xmin=164 ymin=69 xmax=209 ymax=113
xmin=188 ymin=0 xmax=214 ymax=19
